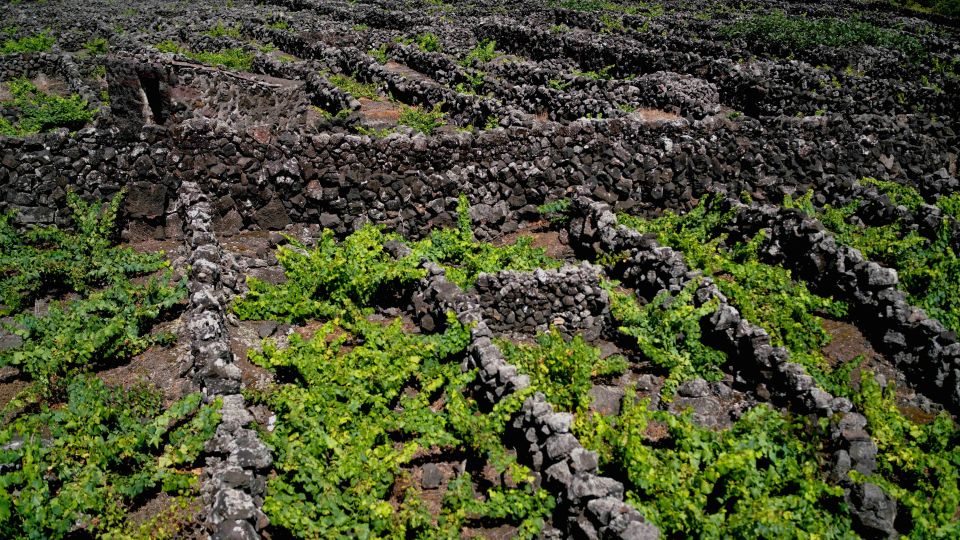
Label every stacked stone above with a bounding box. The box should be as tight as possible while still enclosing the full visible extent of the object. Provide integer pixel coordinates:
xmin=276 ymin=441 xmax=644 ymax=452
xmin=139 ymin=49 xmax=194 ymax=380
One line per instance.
xmin=567 ymin=195 xmax=897 ymax=537
xmin=474 ymin=17 xmax=958 ymax=123
xmin=819 ymin=174 xmax=960 ymax=251
xmin=170 ymin=66 xmax=315 ymax=133
xmin=179 ymin=180 xmax=271 ymax=540
xmin=475 ymin=263 xmax=610 ymax=341
xmin=0 ymin=52 xmax=104 ymax=122
xmin=406 ymin=255 xmax=659 ymax=539
xmin=721 ymin=201 xmax=960 ymax=415
xmin=248 ymin=51 xmax=360 ymax=119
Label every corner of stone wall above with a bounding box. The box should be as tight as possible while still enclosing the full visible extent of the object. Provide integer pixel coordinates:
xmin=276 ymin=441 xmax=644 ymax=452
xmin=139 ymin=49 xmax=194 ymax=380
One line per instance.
xmin=406 ymin=256 xmax=659 ymax=539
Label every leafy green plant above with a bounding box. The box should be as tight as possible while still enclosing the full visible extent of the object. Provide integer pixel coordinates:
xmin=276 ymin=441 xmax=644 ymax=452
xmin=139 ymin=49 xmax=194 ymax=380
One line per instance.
xmin=0 ymin=377 xmax=220 ymax=538
xmin=461 ymin=38 xmax=497 ymax=65
xmin=600 ymin=13 xmax=625 ymax=34
xmin=720 ymin=10 xmax=926 ymax=60
xmin=368 ymin=42 xmax=389 ymax=63
xmin=608 ymin=282 xmax=726 ymax=399
xmin=454 ymin=73 xmax=484 ymax=96
xmin=397 ymin=102 xmax=447 ymax=134
xmin=186 ymin=47 xmax=255 ymax=71
xmin=498 ymin=329 xmax=626 ymax=413
xmin=325 ymin=72 xmax=380 ymax=100
xmin=936 ymin=192 xmax=960 ymax=220
xmin=884 ymin=0 xmax=960 ymax=17
xmin=268 ymin=20 xmax=290 ymax=31
xmin=580 ymin=395 xmax=855 ymax=538
xmin=618 ymin=197 xmax=849 ymax=392
xmin=355 ymin=125 xmax=397 ymax=137
xmin=246 ymin=301 xmax=551 ymax=537
xmin=408 ymin=195 xmax=561 ymax=288
xmin=204 ymin=20 xmax=242 ymax=38
xmin=414 ymin=32 xmax=441 ymax=53
xmin=572 ymin=64 xmax=615 ymax=80
xmin=537 ymin=198 xmax=572 ymax=225
xmin=861 ymin=177 xmax=926 ymax=211
xmin=314 ymin=106 xmax=351 ymax=121
xmin=81 ymin=36 xmax=108 ymax=55
xmin=1 ymin=273 xmax=184 ymax=384
xmin=0 ymin=78 xmax=94 ymax=137
xmin=0 ymin=189 xmax=167 ymax=314
xmin=784 ymin=187 xmax=960 ymax=334
xmin=154 ymin=39 xmax=183 ymax=54
xmin=233 ymin=225 xmax=423 ymax=323
xmin=1 ymin=30 xmax=54 ymax=54
xmin=851 ymin=373 xmax=960 ymax=537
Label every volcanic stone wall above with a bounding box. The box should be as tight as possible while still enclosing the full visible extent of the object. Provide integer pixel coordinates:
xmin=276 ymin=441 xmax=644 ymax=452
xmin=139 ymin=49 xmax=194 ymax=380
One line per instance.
xmin=405 ymin=256 xmax=659 ymax=540
xmin=474 ymin=263 xmax=610 ymax=340
xmin=720 ymin=200 xmax=960 ymax=415
xmin=565 ymin=195 xmax=898 ymax=537
xmin=2 ymin=97 xmax=956 ymax=242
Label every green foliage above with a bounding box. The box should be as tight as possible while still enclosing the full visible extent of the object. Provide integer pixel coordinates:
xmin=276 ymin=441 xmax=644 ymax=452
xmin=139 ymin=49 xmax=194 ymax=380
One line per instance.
xmin=314 ymin=106 xmax=351 ymax=121
xmin=572 ymin=64 xmax=615 ymax=80
xmin=368 ymin=43 xmax=389 ymax=63
xmin=936 ymin=192 xmax=960 ymax=220
xmin=454 ymin=70 xmax=485 ymax=95
xmin=483 ymin=114 xmax=500 ymax=130
xmin=204 ymin=20 xmax=242 ymax=38
xmin=186 ymin=47 xmax=255 ymax=71
xmin=81 ymin=36 xmax=108 ymax=55
xmin=268 ymin=20 xmax=290 ymax=31
xmin=537 ymin=198 xmax=572 ymax=225
xmin=355 ymin=125 xmax=397 ymax=137
xmin=232 ymin=226 xmax=424 ymax=323
xmin=607 ymin=282 xmax=726 ymax=400
xmin=1 ymin=30 xmax=54 ymax=54
xmin=600 ymin=13 xmax=625 ymax=34
xmin=0 ymin=377 xmax=220 ymax=538
xmin=618 ymin=197 xmax=848 ymax=392
xmin=0 ymin=189 xmax=168 ymax=315
xmin=852 ymin=373 xmax=960 ymax=537
xmin=250 ymin=306 xmax=552 ymax=538
xmin=1 ymin=273 xmax=184 ymax=385
xmin=548 ymin=77 xmax=572 ymax=91
xmin=721 ymin=11 xmax=926 ymax=60
xmin=0 ymin=78 xmax=94 ymax=137
xmin=398 ymin=102 xmax=447 ymax=134
xmin=784 ymin=186 xmax=960 ymax=334
xmin=414 ymin=32 xmax=441 ymax=53
xmin=884 ymin=0 xmax=960 ymax=17
xmin=461 ymin=39 xmax=497 ymax=66
xmin=325 ymin=72 xmax=380 ymax=100
xmin=581 ymin=395 xmax=855 ymax=538
xmin=0 ymin=193 xmax=216 ymax=538
xmin=408 ymin=195 xmax=561 ymax=289
xmin=498 ymin=329 xmax=625 ymax=413
xmin=154 ymin=39 xmax=183 ymax=54
xmin=861 ymin=177 xmax=925 ymax=211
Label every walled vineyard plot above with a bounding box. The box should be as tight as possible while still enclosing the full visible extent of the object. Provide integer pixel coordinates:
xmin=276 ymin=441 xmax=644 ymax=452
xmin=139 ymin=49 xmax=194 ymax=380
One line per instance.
xmin=1 ymin=0 xmax=960 ymax=538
